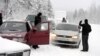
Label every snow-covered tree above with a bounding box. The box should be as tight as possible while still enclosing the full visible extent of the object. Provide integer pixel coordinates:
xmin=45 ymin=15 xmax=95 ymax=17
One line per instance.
xmin=66 ymin=3 xmax=100 ymax=24
xmin=77 ymin=9 xmax=85 ymax=20
xmin=73 ymin=10 xmax=78 ymax=19
xmin=2 ymin=0 xmax=54 ymax=20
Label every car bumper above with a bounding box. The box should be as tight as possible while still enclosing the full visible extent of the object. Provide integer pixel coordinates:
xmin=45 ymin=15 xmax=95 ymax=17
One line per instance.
xmin=52 ymin=40 xmax=79 ymax=46
xmin=52 ymin=37 xmax=80 ymax=46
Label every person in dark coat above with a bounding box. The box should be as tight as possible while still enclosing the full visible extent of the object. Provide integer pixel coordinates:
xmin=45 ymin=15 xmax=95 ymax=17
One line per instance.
xmin=34 ymin=12 xmax=42 ymax=26
xmin=34 ymin=12 xmax=42 ymax=30
xmin=0 ymin=13 xmax=3 ymax=26
xmin=32 ymin=12 xmax=42 ymax=49
xmin=79 ymin=19 xmax=92 ymax=52
xmin=62 ymin=17 xmax=66 ymax=22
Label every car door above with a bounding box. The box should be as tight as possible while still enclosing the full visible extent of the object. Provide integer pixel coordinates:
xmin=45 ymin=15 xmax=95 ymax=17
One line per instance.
xmin=26 ymin=22 xmax=50 ymax=45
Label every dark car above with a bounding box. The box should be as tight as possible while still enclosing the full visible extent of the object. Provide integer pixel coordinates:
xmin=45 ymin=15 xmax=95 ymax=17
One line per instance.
xmin=0 ymin=20 xmax=32 ymax=42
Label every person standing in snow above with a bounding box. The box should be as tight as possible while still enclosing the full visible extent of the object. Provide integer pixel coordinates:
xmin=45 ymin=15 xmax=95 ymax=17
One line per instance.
xmin=32 ymin=12 xmax=42 ymax=49
xmin=34 ymin=12 xmax=42 ymax=30
xmin=79 ymin=19 xmax=92 ymax=52
xmin=0 ymin=13 xmax=3 ymax=26
xmin=62 ymin=17 xmax=66 ymax=23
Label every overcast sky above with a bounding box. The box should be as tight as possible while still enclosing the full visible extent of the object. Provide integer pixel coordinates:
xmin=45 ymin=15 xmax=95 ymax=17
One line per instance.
xmin=51 ymin=0 xmax=100 ymax=11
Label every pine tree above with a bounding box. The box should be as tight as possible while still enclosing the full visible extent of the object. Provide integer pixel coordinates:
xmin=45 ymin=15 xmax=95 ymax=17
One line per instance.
xmin=3 ymin=0 xmax=54 ymax=20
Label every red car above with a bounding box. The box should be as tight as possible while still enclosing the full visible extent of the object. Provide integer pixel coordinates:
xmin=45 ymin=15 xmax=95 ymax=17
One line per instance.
xmin=0 ymin=21 xmax=50 ymax=46
xmin=0 ymin=21 xmax=32 ymax=42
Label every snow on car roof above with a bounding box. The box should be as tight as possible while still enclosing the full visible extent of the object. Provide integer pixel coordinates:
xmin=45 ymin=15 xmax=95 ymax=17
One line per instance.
xmin=57 ymin=23 xmax=78 ymax=25
xmin=3 ymin=20 xmax=27 ymax=23
xmin=3 ymin=19 xmax=27 ymax=23
xmin=55 ymin=23 xmax=79 ymax=31
xmin=0 ymin=37 xmax=30 ymax=53
xmin=55 ymin=23 xmax=78 ymax=28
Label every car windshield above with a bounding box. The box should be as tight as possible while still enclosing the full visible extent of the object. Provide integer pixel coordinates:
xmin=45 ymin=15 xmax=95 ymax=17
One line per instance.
xmin=56 ymin=24 xmax=79 ymax=31
xmin=0 ymin=22 xmax=26 ymax=32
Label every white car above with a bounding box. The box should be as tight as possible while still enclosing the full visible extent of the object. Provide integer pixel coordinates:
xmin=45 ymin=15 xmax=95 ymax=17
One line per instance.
xmin=0 ymin=37 xmax=31 ymax=56
xmin=52 ymin=23 xmax=81 ymax=48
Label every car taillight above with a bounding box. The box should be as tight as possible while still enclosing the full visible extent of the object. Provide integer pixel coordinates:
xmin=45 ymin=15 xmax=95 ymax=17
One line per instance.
xmin=13 ymin=38 xmax=24 ymax=42
xmin=17 ymin=35 xmax=23 ymax=37
xmin=13 ymin=38 xmax=18 ymax=41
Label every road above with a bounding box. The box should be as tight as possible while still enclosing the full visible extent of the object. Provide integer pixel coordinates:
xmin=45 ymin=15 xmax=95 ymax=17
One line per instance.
xmin=30 ymin=24 xmax=100 ymax=56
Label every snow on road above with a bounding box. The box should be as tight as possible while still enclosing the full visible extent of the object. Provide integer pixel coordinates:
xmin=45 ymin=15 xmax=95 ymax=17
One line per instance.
xmin=30 ymin=24 xmax=100 ymax=56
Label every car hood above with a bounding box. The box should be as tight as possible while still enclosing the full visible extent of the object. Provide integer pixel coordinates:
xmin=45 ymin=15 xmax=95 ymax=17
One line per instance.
xmin=54 ymin=30 xmax=79 ymax=36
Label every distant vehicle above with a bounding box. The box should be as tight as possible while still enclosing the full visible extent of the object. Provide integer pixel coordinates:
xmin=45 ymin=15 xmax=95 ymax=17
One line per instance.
xmin=26 ymin=15 xmax=47 ymax=26
xmin=0 ymin=21 xmax=32 ymax=42
xmin=0 ymin=37 xmax=30 ymax=56
xmin=26 ymin=15 xmax=56 ymax=31
xmin=52 ymin=23 xmax=81 ymax=48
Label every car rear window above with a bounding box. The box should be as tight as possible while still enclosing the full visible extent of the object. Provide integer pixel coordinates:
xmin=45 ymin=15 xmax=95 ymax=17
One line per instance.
xmin=56 ymin=24 xmax=79 ymax=31
xmin=0 ymin=22 xmax=26 ymax=32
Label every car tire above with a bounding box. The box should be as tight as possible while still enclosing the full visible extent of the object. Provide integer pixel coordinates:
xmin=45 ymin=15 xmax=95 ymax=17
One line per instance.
xmin=74 ymin=45 xmax=79 ymax=48
xmin=32 ymin=45 xmax=39 ymax=49
xmin=75 ymin=41 xmax=81 ymax=48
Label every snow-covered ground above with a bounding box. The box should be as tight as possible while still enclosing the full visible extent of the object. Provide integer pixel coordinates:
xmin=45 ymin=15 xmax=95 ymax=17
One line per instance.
xmin=30 ymin=24 xmax=100 ymax=56
xmin=0 ymin=37 xmax=30 ymax=53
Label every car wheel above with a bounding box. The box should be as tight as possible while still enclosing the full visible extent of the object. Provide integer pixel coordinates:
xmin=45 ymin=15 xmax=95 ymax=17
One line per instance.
xmin=32 ymin=45 xmax=39 ymax=49
xmin=74 ymin=45 xmax=79 ymax=48
xmin=75 ymin=41 xmax=81 ymax=48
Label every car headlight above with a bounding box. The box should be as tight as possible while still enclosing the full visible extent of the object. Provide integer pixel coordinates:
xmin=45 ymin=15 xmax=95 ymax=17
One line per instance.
xmin=72 ymin=36 xmax=78 ymax=38
xmin=23 ymin=50 xmax=30 ymax=56
xmin=50 ymin=33 xmax=57 ymax=40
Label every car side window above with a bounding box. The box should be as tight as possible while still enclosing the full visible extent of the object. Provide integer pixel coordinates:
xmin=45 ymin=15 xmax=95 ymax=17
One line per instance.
xmin=33 ymin=22 xmax=49 ymax=31
xmin=40 ymin=23 xmax=48 ymax=31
